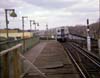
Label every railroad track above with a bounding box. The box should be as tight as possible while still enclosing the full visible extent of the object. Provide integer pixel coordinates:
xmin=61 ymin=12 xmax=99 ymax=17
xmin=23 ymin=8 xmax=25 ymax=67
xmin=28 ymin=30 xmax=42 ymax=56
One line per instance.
xmin=62 ymin=42 xmax=100 ymax=78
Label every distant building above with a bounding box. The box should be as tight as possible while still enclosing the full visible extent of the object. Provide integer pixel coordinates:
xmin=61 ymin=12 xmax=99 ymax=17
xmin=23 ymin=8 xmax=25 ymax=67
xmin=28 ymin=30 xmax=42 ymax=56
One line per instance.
xmin=0 ymin=29 xmax=33 ymax=39
xmin=0 ymin=29 xmax=19 ymax=33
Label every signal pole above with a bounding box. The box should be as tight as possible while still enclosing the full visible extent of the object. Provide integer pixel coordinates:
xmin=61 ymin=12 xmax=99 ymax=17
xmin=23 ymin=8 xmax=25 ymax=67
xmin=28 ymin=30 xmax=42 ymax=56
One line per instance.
xmin=97 ymin=9 xmax=100 ymax=56
xmin=86 ymin=19 xmax=91 ymax=52
xmin=97 ymin=21 xmax=100 ymax=56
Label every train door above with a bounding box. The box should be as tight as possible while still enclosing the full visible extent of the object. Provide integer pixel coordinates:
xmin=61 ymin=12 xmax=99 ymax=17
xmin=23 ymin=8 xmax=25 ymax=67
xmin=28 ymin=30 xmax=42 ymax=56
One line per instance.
xmin=61 ymin=29 xmax=65 ymax=37
xmin=61 ymin=29 xmax=66 ymax=42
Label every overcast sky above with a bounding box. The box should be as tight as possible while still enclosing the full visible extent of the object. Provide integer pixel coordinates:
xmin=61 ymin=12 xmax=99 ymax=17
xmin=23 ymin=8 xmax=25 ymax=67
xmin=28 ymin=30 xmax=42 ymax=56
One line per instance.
xmin=0 ymin=0 xmax=99 ymax=30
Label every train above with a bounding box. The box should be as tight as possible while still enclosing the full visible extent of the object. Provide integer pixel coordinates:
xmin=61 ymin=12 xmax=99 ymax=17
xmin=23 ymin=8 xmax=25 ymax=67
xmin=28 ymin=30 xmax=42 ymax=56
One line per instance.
xmin=56 ymin=27 xmax=69 ymax=42
xmin=56 ymin=26 xmax=85 ymax=42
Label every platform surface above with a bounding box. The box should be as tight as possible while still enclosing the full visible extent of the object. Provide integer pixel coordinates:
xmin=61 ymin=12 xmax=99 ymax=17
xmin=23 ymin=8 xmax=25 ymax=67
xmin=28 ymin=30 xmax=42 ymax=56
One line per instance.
xmin=24 ymin=40 xmax=80 ymax=78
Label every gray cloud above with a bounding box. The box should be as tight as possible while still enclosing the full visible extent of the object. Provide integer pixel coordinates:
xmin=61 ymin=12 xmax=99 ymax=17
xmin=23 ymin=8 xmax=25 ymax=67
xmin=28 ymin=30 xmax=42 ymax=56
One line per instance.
xmin=68 ymin=7 xmax=98 ymax=13
xmin=0 ymin=0 xmax=17 ymax=8
xmin=24 ymin=0 xmax=79 ymax=9
xmin=0 ymin=0 xmax=99 ymax=29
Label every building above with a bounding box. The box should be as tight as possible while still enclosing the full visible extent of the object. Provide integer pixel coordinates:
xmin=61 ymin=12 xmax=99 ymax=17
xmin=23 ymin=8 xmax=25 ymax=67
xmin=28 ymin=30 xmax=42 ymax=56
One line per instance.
xmin=0 ymin=29 xmax=19 ymax=33
xmin=0 ymin=29 xmax=33 ymax=39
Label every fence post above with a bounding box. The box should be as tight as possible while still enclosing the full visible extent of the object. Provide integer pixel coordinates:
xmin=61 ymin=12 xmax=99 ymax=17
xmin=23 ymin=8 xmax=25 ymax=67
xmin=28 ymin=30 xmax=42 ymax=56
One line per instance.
xmin=2 ymin=53 xmax=9 ymax=78
xmin=13 ymin=49 xmax=21 ymax=78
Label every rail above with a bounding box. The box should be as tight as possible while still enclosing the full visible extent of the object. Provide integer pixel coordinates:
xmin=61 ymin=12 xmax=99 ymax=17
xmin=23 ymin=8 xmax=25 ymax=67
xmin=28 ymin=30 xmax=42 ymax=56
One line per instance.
xmin=72 ymin=43 xmax=100 ymax=61
xmin=64 ymin=46 xmax=87 ymax=78
xmin=63 ymin=43 xmax=88 ymax=78
xmin=71 ymin=43 xmax=100 ymax=68
xmin=62 ymin=42 xmax=100 ymax=78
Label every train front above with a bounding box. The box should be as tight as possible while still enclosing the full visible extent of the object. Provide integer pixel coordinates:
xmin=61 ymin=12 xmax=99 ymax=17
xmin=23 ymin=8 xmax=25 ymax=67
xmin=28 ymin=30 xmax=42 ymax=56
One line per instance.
xmin=56 ymin=27 xmax=67 ymax=42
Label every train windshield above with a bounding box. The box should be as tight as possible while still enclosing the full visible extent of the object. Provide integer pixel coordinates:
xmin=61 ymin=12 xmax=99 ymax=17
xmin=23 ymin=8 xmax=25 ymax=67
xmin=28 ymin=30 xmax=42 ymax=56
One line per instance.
xmin=61 ymin=29 xmax=65 ymax=37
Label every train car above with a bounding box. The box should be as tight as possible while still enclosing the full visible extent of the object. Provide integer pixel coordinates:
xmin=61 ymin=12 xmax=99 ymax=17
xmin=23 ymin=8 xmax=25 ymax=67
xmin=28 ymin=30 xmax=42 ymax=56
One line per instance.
xmin=56 ymin=26 xmax=87 ymax=43
xmin=56 ymin=27 xmax=69 ymax=42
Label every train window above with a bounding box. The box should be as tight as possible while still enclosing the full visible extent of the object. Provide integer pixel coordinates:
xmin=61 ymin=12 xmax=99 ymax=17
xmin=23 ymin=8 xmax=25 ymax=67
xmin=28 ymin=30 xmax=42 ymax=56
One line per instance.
xmin=61 ymin=29 xmax=64 ymax=32
xmin=58 ymin=30 xmax=60 ymax=32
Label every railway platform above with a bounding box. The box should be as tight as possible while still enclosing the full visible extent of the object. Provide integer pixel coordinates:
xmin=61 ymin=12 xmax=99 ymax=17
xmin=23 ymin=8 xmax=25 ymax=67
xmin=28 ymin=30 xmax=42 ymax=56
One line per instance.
xmin=23 ymin=40 xmax=80 ymax=78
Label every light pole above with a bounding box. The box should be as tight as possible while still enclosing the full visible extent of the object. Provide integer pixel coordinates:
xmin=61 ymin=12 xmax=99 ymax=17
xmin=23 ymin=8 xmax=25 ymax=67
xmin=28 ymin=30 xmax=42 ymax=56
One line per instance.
xmin=46 ymin=24 xmax=48 ymax=40
xmin=30 ymin=20 xmax=35 ymax=37
xmin=36 ymin=22 xmax=39 ymax=36
xmin=22 ymin=16 xmax=28 ymax=52
xmin=22 ymin=16 xmax=28 ymax=39
xmin=32 ymin=21 xmax=40 ymax=36
xmin=30 ymin=20 xmax=32 ymax=37
xmin=33 ymin=20 xmax=37 ymax=36
xmin=86 ymin=19 xmax=91 ymax=52
xmin=33 ymin=20 xmax=36 ymax=31
xmin=5 ymin=9 xmax=17 ymax=39
xmin=37 ymin=22 xmax=40 ymax=27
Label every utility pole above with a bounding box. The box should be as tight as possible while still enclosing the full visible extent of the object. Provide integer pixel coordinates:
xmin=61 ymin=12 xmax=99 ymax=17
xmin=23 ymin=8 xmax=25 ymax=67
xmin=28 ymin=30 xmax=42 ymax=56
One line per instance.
xmin=86 ymin=19 xmax=91 ymax=52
